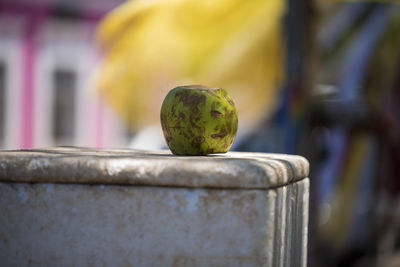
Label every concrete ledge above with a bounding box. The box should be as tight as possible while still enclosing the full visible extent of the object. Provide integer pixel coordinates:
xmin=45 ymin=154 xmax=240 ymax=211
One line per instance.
xmin=0 ymin=147 xmax=309 ymax=189
xmin=0 ymin=147 xmax=310 ymax=266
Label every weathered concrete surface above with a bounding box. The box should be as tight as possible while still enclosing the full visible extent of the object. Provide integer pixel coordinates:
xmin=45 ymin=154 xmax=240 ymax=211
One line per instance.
xmin=0 ymin=147 xmax=308 ymax=189
xmin=0 ymin=147 xmax=309 ymax=267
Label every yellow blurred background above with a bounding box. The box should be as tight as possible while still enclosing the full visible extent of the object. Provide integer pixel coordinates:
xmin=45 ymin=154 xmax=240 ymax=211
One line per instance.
xmin=96 ymin=0 xmax=285 ymax=133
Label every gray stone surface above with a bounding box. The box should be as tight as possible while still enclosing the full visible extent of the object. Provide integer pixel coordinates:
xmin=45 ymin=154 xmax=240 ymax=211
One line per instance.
xmin=0 ymin=147 xmax=309 ymax=266
xmin=0 ymin=147 xmax=309 ymax=189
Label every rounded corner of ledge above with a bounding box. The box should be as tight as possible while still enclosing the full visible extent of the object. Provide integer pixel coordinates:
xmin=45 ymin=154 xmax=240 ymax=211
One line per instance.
xmin=299 ymin=156 xmax=310 ymax=174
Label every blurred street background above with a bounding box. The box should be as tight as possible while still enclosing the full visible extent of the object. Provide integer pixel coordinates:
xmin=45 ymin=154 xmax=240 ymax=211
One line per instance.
xmin=1 ymin=0 xmax=400 ymax=266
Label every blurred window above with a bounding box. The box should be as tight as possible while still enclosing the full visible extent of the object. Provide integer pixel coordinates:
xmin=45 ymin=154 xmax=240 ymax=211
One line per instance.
xmin=52 ymin=69 xmax=76 ymax=144
xmin=0 ymin=63 xmax=5 ymax=142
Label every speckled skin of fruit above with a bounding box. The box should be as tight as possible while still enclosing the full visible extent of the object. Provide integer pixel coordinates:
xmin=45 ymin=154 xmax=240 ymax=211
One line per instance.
xmin=160 ymin=85 xmax=238 ymax=156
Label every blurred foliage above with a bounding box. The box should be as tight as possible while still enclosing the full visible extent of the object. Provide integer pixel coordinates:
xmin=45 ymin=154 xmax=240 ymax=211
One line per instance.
xmin=96 ymin=0 xmax=285 ymax=131
xmin=309 ymin=3 xmax=400 ymax=267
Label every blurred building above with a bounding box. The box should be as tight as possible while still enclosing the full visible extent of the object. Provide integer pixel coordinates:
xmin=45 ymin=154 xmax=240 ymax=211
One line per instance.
xmin=0 ymin=0 xmax=128 ymax=149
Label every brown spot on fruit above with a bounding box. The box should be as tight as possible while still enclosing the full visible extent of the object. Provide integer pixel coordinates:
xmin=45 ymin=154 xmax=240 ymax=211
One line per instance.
xmin=175 ymin=91 xmax=206 ymax=111
xmin=225 ymin=96 xmax=234 ymax=107
xmin=195 ymin=136 xmax=205 ymax=144
xmin=225 ymin=110 xmax=235 ymax=134
xmin=191 ymin=135 xmax=205 ymax=151
xmin=188 ymin=114 xmax=205 ymax=135
xmin=210 ymin=110 xmax=223 ymax=117
xmin=211 ymin=131 xmax=227 ymax=138
xmin=206 ymin=89 xmax=217 ymax=97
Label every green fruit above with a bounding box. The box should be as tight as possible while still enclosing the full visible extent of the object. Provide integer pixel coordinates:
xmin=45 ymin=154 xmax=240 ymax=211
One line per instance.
xmin=160 ymin=85 xmax=238 ymax=155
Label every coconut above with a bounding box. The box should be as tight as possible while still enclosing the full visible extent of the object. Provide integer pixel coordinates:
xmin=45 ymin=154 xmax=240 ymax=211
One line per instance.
xmin=160 ymin=85 xmax=238 ymax=155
